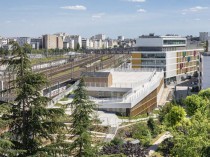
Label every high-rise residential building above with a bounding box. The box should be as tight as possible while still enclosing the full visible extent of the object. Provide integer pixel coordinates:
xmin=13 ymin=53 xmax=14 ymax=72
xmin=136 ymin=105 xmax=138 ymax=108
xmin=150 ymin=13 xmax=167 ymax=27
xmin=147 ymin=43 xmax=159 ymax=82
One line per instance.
xmin=31 ymin=38 xmax=42 ymax=49
xmin=70 ymin=35 xmax=82 ymax=49
xmin=200 ymin=32 xmax=209 ymax=41
xmin=54 ymin=32 xmax=68 ymax=41
xmin=118 ymin=36 xmax=125 ymax=41
xmin=199 ymin=32 xmax=210 ymax=42
xmin=63 ymin=36 xmax=74 ymax=49
xmin=95 ymin=34 xmax=106 ymax=40
xmin=82 ymin=38 xmax=90 ymax=49
xmin=131 ymin=34 xmax=204 ymax=83
xmin=42 ymin=34 xmax=63 ymax=49
xmin=17 ymin=37 xmax=31 ymax=47
xmin=89 ymin=40 xmax=94 ymax=49
xmin=102 ymin=40 xmax=109 ymax=49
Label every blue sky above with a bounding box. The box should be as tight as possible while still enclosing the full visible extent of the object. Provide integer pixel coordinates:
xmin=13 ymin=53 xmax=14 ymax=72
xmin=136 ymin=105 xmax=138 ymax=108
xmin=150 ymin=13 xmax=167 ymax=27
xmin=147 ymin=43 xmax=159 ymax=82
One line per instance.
xmin=0 ymin=0 xmax=210 ymax=38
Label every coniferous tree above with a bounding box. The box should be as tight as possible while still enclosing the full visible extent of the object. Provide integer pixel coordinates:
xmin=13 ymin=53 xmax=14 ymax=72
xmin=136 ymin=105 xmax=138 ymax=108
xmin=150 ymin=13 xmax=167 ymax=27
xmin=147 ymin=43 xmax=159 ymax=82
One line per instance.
xmin=0 ymin=42 xmax=66 ymax=156
xmin=70 ymin=78 xmax=97 ymax=157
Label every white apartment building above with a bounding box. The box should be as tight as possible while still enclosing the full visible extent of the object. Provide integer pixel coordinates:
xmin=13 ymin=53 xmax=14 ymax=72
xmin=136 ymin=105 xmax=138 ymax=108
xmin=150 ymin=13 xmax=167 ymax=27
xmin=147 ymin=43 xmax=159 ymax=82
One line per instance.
xmin=83 ymin=68 xmax=164 ymax=116
xmin=132 ymin=34 xmax=204 ymax=83
xmin=70 ymin=35 xmax=82 ymax=49
xmin=82 ymin=38 xmax=90 ymax=49
xmin=0 ymin=37 xmax=8 ymax=47
xmin=63 ymin=36 xmax=74 ymax=49
xmin=95 ymin=34 xmax=106 ymax=40
xmin=102 ymin=40 xmax=109 ymax=49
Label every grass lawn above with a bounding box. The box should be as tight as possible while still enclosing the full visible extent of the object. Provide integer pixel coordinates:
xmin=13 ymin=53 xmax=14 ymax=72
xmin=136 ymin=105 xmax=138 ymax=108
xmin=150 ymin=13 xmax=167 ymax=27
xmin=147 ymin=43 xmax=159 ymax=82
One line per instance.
xmin=31 ymin=56 xmax=68 ymax=65
xmin=151 ymin=152 xmax=163 ymax=157
xmin=60 ymin=97 xmax=69 ymax=101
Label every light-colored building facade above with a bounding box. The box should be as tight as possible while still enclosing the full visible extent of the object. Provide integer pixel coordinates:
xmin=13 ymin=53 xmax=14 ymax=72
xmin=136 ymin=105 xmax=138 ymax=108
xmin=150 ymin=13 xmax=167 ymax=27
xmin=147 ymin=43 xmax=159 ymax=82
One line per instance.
xmin=199 ymin=32 xmax=209 ymax=42
xmin=42 ymin=34 xmax=63 ymax=49
xmin=132 ymin=35 xmax=204 ymax=83
xmin=83 ymin=68 xmax=164 ymax=116
xmin=17 ymin=37 xmax=31 ymax=47
xmin=199 ymin=52 xmax=210 ymax=89
xmin=70 ymin=35 xmax=82 ymax=49
xmin=0 ymin=37 xmax=8 ymax=47
xmin=199 ymin=40 xmax=210 ymax=89
xmin=63 ymin=36 xmax=74 ymax=49
xmin=95 ymin=34 xmax=106 ymax=40
xmin=82 ymin=38 xmax=90 ymax=49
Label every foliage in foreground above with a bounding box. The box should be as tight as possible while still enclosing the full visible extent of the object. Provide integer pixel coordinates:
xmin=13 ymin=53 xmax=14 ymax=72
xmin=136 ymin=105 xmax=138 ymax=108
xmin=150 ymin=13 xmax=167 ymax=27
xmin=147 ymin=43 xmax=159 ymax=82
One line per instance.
xmin=69 ymin=78 xmax=97 ymax=157
xmin=100 ymin=138 xmax=148 ymax=157
xmin=158 ymin=89 xmax=210 ymax=157
xmin=0 ymin=43 xmax=67 ymax=156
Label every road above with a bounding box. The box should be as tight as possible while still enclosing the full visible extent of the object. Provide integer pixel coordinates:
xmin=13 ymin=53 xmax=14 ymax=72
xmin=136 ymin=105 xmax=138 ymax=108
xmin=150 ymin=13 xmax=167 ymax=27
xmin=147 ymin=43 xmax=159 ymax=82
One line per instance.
xmin=147 ymin=132 xmax=173 ymax=157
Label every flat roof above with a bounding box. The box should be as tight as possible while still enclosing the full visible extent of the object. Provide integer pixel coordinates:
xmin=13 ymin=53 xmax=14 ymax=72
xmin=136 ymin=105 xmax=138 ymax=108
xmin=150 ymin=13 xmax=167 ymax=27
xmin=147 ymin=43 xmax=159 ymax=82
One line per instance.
xmin=112 ymin=72 xmax=151 ymax=85
xmin=102 ymin=69 xmax=159 ymax=88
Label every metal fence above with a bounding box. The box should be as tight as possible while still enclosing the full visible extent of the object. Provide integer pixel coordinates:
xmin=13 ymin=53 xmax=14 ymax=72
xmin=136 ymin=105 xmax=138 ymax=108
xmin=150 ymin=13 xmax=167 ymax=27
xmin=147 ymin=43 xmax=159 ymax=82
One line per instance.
xmin=48 ymin=80 xmax=80 ymax=107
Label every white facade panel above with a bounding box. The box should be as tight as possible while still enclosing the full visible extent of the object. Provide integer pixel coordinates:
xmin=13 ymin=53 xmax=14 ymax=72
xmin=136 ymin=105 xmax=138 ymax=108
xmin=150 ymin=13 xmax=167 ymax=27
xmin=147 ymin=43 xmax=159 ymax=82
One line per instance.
xmin=135 ymin=38 xmax=163 ymax=47
xmin=201 ymin=55 xmax=210 ymax=89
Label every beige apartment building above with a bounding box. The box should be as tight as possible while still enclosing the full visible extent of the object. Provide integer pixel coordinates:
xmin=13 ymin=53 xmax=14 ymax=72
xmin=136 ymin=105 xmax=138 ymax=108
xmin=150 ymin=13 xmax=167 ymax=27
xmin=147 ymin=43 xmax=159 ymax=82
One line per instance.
xmin=42 ymin=34 xmax=63 ymax=49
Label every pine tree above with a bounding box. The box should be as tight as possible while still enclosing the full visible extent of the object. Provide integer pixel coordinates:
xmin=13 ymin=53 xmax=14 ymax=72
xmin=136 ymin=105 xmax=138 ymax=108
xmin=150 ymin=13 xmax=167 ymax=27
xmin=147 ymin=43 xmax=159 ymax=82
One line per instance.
xmin=0 ymin=42 xmax=66 ymax=156
xmin=70 ymin=78 xmax=97 ymax=157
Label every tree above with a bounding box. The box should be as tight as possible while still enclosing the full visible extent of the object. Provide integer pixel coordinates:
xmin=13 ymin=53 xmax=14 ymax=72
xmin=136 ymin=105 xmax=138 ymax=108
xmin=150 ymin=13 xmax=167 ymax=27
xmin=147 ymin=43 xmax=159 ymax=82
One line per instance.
xmin=0 ymin=42 xmax=66 ymax=156
xmin=184 ymin=95 xmax=207 ymax=116
xmin=132 ymin=123 xmax=151 ymax=146
xmin=158 ymin=138 xmax=174 ymax=157
xmin=70 ymin=78 xmax=96 ymax=157
xmin=147 ymin=118 xmax=155 ymax=132
xmin=171 ymin=111 xmax=210 ymax=157
xmin=165 ymin=106 xmax=186 ymax=126
xmin=159 ymin=103 xmax=174 ymax=123
xmin=147 ymin=118 xmax=157 ymax=136
xmin=198 ymin=88 xmax=210 ymax=100
xmin=76 ymin=43 xmax=80 ymax=51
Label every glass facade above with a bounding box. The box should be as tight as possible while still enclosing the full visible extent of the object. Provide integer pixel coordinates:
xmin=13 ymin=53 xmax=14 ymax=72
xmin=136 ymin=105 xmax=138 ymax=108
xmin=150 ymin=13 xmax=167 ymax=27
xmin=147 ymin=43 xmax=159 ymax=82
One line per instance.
xmin=163 ymin=40 xmax=186 ymax=45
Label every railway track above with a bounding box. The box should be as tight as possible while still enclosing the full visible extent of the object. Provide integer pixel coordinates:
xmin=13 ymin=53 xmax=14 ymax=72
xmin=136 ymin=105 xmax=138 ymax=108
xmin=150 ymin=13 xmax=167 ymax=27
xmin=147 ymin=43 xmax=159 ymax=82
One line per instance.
xmin=1 ymin=54 xmax=130 ymax=102
xmin=45 ymin=54 xmax=113 ymax=77
xmin=49 ymin=54 xmax=129 ymax=85
xmin=2 ymin=54 xmax=130 ymax=88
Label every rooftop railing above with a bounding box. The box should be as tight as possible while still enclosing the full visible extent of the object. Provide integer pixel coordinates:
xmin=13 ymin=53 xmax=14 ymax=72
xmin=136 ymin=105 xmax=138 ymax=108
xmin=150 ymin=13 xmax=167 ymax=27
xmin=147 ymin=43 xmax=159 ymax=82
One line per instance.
xmin=89 ymin=69 xmax=164 ymax=107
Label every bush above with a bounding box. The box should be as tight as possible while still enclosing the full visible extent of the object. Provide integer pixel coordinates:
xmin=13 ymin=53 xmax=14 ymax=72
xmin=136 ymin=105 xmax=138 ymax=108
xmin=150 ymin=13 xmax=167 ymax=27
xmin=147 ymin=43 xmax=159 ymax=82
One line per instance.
xmin=110 ymin=137 xmax=123 ymax=146
xmin=132 ymin=123 xmax=151 ymax=146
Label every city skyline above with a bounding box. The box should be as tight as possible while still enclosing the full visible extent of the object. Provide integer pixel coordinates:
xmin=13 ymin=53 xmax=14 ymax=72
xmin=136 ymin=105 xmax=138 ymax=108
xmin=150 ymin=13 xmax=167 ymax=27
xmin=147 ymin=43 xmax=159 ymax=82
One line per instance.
xmin=0 ymin=0 xmax=210 ymax=38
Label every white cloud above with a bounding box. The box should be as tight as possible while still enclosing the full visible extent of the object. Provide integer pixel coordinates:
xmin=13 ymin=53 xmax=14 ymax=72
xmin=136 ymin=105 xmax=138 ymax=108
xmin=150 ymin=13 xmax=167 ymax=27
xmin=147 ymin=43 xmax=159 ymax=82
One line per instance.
xmin=127 ymin=0 xmax=146 ymax=2
xmin=92 ymin=13 xmax=105 ymax=19
xmin=183 ymin=6 xmax=208 ymax=12
xmin=137 ymin=9 xmax=146 ymax=13
xmin=182 ymin=12 xmax=186 ymax=15
xmin=194 ymin=18 xmax=201 ymax=21
xmin=60 ymin=5 xmax=86 ymax=11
